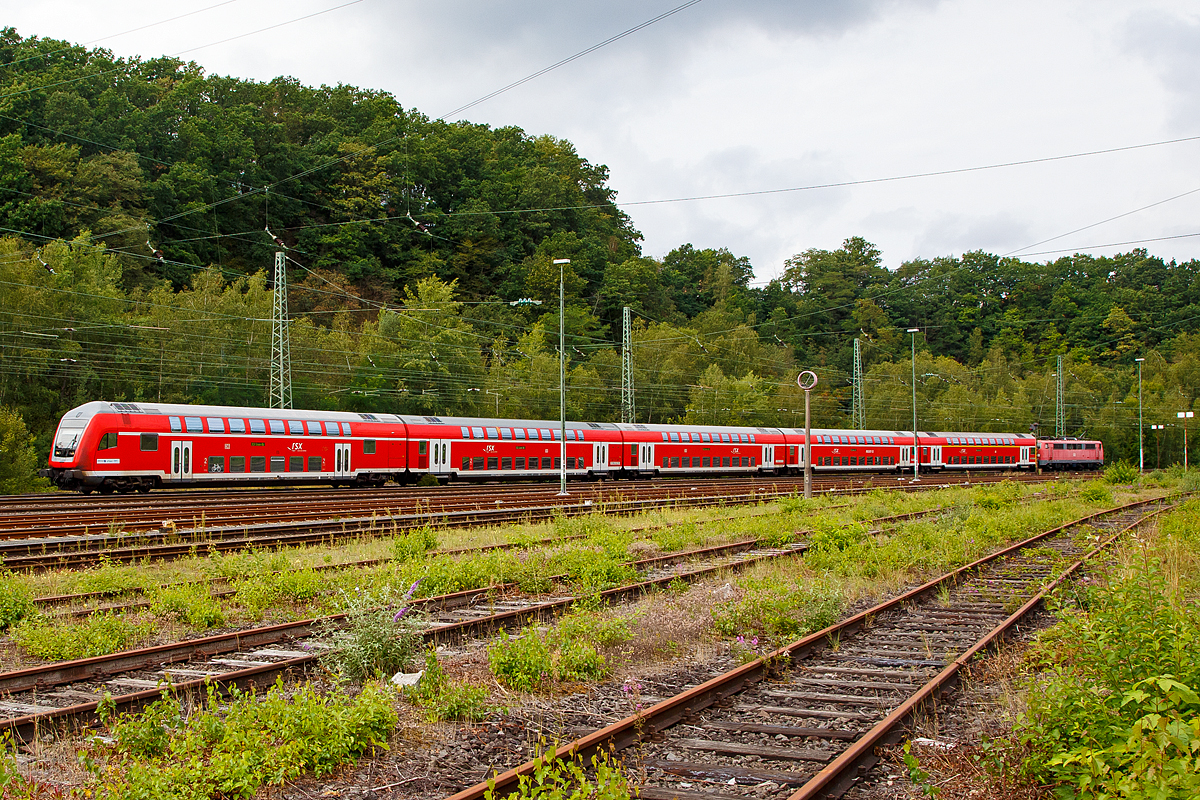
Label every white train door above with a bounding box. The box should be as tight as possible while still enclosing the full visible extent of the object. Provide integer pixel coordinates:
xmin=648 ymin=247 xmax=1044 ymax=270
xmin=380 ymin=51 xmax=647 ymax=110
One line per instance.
xmin=431 ymin=439 xmax=450 ymax=473
xmin=170 ymin=440 xmax=192 ymax=481
xmin=593 ymin=443 xmax=609 ymax=474
xmin=335 ymin=442 xmax=351 ymax=478
xmin=638 ymin=443 xmax=654 ymax=472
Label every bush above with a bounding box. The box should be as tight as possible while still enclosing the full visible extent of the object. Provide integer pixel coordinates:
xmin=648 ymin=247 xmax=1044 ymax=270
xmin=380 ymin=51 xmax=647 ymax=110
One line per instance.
xmin=392 ymin=525 xmax=438 ymax=561
xmin=1079 ymin=483 xmax=1114 ymax=505
xmin=1019 ymin=556 xmax=1200 ymax=797
xmin=488 ymin=627 xmax=554 ymax=691
xmin=320 ymin=587 xmax=424 ymax=682
xmin=486 ymin=746 xmax=633 ymax=800
xmin=148 ymin=583 xmax=226 ymax=629
xmin=713 ymin=576 xmax=841 ymax=640
xmin=1104 ymin=459 xmax=1139 ymax=485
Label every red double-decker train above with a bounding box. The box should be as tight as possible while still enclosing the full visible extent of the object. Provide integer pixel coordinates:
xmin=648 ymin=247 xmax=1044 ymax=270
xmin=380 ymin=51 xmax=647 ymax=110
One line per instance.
xmin=41 ymin=401 xmax=1042 ymax=493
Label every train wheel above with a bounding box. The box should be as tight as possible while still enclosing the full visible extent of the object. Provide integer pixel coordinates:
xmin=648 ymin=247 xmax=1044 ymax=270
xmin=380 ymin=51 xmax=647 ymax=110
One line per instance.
xmin=136 ymin=484 xmax=151 ymax=493
xmin=79 ymin=486 xmax=92 ymax=495
xmin=98 ymin=483 xmax=114 ymax=495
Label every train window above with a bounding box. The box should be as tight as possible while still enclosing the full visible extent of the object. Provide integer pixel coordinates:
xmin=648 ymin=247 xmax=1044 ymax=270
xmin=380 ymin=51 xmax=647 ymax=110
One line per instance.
xmin=514 ymin=428 xmax=526 ymax=440
xmin=750 ymin=457 xmax=756 ymax=466
xmin=702 ymin=457 xmax=711 ymax=467
xmin=666 ymin=457 xmax=676 ymax=468
xmin=553 ymin=429 xmax=563 ymax=440
xmin=487 ymin=457 xmax=499 ymax=470
xmin=365 ymin=440 xmax=377 ymax=455
xmin=288 ymin=456 xmax=303 ymax=472
xmin=270 ymin=457 xmax=285 ymax=472
xmin=250 ymin=456 xmax=266 ymax=472
xmin=287 ymin=420 xmax=304 ymax=435
xmin=680 ymin=457 xmax=690 ymax=467
xmin=249 ymin=419 xmax=266 ymax=434
xmin=515 ymin=457 xmax=526 ymax=469
xmin=324 ymin=422 xmax=339 ymax=436
xmin=500 ymin=428 xmax=512 ymax=440
xmin=98 ymin=432 xmax=118 ymax=450
xmin=578 ymin=430 xmax=586 ymax=441
xmin=542 ymin=457 xmax=552 ymax=469
xmin=340 ymin=423 xmax=351 ymax=436
xmin=460 ymin=426 xmax=471 ymax=438
xmin=541 ymin=429 xmax=552 ymax=440
xmin=207 ymin=418 xmax=225 ymax=433
xmin=307 ymin=421 xmax=322 ymax=435
xmin=169 ymin=416 xmax=182 ymax=432
xmin=229 ymin=419 xmax=246 ymax=434
xmin=308 ymin=457 xmax=322 ymax=471
xmin=567 ymin=430 xmax=576 ymax=441
xmin=486 ymin=428 xmax=498 ymax=439
xmin=140 ymin=433 xmax=158 ymax=451
xmin=473 ymin=457 xmax=485 ymax=470
xmin=721 ymin=457 xmax=730 ymax=467
xmin=185 ymin=417 xmax=203 ymax=433
xmin=566 ymin=457 xmax=575 ymax=468
xmin=230 ymin=456 xmax=246 ymax=473
xmin=268 ymin=420 xmax=285 ymax=434
xmin=205 ymin=456 xmax=224 ymax=473
xmin=750 ymin=434 xmax=757 ymax=443
xmin=554 ymin=457 xmax=561 ymax=470
xmin=472 ymin=427 xmax=484 ymax=439
xmin=502 ymin=457 xmax=512 ymax=469
xmin=662 ymin=457 xmax=669 ymax=468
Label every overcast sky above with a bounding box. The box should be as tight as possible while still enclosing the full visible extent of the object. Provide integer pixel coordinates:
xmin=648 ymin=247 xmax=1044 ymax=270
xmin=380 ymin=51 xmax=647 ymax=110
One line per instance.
xmin=7 ymin=0 xmax=1200 ymax=282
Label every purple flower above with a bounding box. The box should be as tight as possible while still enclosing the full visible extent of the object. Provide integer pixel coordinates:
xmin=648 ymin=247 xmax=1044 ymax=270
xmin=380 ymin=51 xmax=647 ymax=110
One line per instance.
xmin=751 ymin=637 xmax=758 ymax=647
xmin=736 ymin=635 xmax=744 ymax=644
xmin=403 ymin=579 xmax=422 ymax=601
xmin=394 ymin=606 xmax=409 ymax=621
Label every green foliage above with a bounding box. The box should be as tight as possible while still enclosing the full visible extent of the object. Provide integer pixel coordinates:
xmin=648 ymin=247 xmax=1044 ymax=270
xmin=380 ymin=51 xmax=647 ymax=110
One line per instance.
xmin=320 ymin=591 xmax=424 ymax=682
xmin=391 ymin=525 xmax=438 ymax=561
xmin=148 ymin=583 xmax=225 ymax=629
xmin=232 ymin=568 xmax=325 ymax=618
xmin=1079 ymin=483 xmax=1114 ymax=505
xmin=487 ymin=604 xmax=629 ymax=691
xmin=405 ymin=647 xmax=490 ymax=722
xmin=93 ymin=680 xmax=395 ymax=800
xmin=901 ymin=741 xmax=941 ymax=797
xmin=712 ymin=576 xmax=841 ymax=640
xmin=484 ymin=745 xmax=632 ymax=800
xmin=1019 ymin=555 xmax=1200 ymax=798
xmin=0 ymin=574 xmax=33 ymax=631
xmin=0 ymin=406 xmax=48 ymax=494
xmin=488 ymin=627 xmax=555 ymax=692
xmin=651 ymin=522 xmax=704 ymax=552
xmin=1105 ymin=459 xmax=1139 ymax=484
xmin=11 ymin=612 xmax=154 ymax=661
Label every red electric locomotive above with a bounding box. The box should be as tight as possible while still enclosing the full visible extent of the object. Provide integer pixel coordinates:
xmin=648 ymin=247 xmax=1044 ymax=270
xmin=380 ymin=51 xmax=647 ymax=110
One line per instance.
xmin=1036 ymin=438 xmax=1104 ymax=470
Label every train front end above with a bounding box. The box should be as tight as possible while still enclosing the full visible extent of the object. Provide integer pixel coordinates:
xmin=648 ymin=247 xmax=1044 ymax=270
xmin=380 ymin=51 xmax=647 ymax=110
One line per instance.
xmin=39 ymin=402 xmax=109 ymax=491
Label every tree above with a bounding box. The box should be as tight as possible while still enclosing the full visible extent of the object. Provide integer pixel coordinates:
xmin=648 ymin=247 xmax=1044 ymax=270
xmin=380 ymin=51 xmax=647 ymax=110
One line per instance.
xmin=0 ymin=406 xmax=48 ymax=494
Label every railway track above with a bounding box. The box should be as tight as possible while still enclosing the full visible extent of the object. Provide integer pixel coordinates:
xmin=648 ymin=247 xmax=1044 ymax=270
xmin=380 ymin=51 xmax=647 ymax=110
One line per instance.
xmin=0 ymin=502 xmax=970 ymax=743
xmin=0 ymin=473 xmax=1079 ymax=571
xmin=442 ymin=493 xmax=1174 ymax=800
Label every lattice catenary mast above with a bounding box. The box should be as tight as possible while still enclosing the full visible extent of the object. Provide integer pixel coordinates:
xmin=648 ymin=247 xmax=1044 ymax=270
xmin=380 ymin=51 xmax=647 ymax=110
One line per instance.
xmin=851 ymin=337 xmax=865 ymax=430
xmin=270 ymin=250 xmax=293 ymax=409
xmin=1055 ymin=354 xmax=1064 ymax=438
xmin=621 ymin=306 xmax=635 ymax=424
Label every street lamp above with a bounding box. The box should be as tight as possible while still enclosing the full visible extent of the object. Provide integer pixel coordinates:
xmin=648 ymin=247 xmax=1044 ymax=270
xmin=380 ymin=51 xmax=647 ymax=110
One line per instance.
xmin=908 ymin=328 xmax=920 ymax=481
xmin=798 ymin=371 xmax=818 ymax=499
xmin=553 ymin=258 xmax=571 ymax=496
xmin=1152 ymin=423 xmax=1167 ymax=469
xmin=1135 ymin=357 xmax=1144 ymax=473
xmin=1180 ymin=410 xmax=1190 ymax=472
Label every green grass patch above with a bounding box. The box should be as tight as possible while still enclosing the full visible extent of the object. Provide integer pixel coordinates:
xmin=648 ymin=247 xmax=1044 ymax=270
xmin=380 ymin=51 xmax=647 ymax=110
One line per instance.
xmin=405 ymin=647 xmax=490 ymax=722
xmin=11 ymin=612 xmax=154 ymax=661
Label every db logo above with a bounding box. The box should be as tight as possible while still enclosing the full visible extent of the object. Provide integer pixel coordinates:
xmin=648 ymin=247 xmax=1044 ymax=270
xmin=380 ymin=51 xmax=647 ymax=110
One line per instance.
xmin=289 ymin=443 xmax=305 ymax=452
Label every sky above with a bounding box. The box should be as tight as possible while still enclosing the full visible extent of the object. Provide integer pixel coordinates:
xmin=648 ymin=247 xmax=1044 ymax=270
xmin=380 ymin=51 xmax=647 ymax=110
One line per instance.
xmin=6 ymin=0 xmax=1200 ymax=283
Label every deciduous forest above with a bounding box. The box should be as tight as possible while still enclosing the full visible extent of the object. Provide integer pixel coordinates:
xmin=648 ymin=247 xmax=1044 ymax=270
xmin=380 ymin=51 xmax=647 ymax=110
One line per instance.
xmin=3 ymin=28 xmax=1200 ymax=481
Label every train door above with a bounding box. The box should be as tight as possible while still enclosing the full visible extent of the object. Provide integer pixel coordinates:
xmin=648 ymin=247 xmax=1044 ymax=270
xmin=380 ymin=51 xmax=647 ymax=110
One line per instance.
xmin=593 ymin=443 xmax=609 ymax=474
xmin=430 ymin=439 xmax=450 ymax=473
xmin=638 ymin=443 xmax=654 ymax=472
xmin=170 ymin=440 xmax=192 ymax=481
xmin=334 ymin=442 xmax=351 ymax=478
xmin=931 ymin=446 xmax=942 ymax=468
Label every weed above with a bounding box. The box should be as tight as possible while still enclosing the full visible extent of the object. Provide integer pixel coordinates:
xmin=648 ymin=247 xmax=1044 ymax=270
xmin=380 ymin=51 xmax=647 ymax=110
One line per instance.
xmin=1079 ymin=483 xmax=1114 ymax=505
xmin=392 ymin=525 xmax=438 ymax=561
xmin=713 ymin=575 xmax=841 ymax=640
xmin=148 ymin=583 xmax=226 ymax=629
xmin=652 ymin=522 xmax=703 ymax=552
xmin=88 ymin=679 xmax=395 ymax=799
xmin=485 ymin=743 xmax=632 ymax=800
xmin=488 ymin=627 xmax=554 ymax=691
xmin=233 ymin=568 xmax=325 ymax=618
xmin=0 ymin=573 xmax=32 ymax=631
xmin=405 ymin=647 xmax=490 ymax=722
xmin=1104 ymin=459 xmax=1139 ymax=485
xmin=11 ymin=612 xmax=154 ymax=661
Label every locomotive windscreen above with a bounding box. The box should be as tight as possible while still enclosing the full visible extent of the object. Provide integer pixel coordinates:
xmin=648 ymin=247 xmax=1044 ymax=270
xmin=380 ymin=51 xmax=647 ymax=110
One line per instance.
xmin=53 ymin=419 xmax=87 ymax=459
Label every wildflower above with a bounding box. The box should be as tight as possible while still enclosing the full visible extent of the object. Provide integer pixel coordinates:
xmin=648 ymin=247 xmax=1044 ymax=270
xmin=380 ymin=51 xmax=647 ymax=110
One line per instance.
xmin=751 ymin=637 xmax=758 ymax=647
xmin=736 ymin=635 xmax=745 ymax=645
xmin=394 ymin=607 xmax=409 ymax=621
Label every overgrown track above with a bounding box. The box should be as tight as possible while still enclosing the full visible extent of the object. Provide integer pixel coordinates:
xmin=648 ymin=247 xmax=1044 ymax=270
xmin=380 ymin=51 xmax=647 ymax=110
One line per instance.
xmin=0 ymin=473 xmax=1080 ymax=571
xmin=0 ymin=504 xmax=959 ymax=743
xmin=445 ymin=494 xmax=1174 ymax=800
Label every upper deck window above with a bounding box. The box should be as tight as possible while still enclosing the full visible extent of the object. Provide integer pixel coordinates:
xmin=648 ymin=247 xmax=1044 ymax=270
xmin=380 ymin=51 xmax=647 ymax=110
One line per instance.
xmin=500 ymin=428 xmax=512 ymax=440
xmin=169 ymin=416 xmax=182 ymax=433
xmin=268 ymin=420 xmax=285 ymax=434
xmin=184 ymin=417 xmax=203 ymax=433
xmin=670 ymin=432 xmax=680 ymax=443
xmin=460 ymin=426 xmax=471 ymax=438
xmin=307 ymin=421 xmax=323 ymax=435
xmin=340 ymin=423 xmax=351 ymax=436
xmin=486 ymin=428 xmax=498 ymax=440
xmin=249 ymin=419 xmax=266 ymax=434
xmin=326 ymin=422 xmax=340 ymax=436
xmin=567 ymin=430 xmax=576 ymax=441
xmin=472 ymin=427 xmax=484 ymax=439
xmin=206 ymin=418 xmax=225 ymax=433
xmin=228 ymin=419 xmax=246 ymax=434
xmin=540 ymin=429 xmax=552 ymax=440
xmin=288 ymin=420 xmax=304 ymax=435
xmin=514 ymin=428 xmax=526 ymax=440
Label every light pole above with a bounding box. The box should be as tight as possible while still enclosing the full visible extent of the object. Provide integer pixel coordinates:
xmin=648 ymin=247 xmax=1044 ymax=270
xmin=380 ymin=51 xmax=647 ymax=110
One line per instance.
xmin=798 ymin=371 xmax=818 ymax=499
xmin=908 ymin=328 xmax=920 ymax=481
xmin=1135 ymin=357 xmax=1144 ymax=473
xmin=1152 ymin=423 xmax=1167 ymax=469
xmin=1178 ymin=410 xmax=1194 ymax=470
xmin=553 ymin=258 xmax=571 ymax=495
